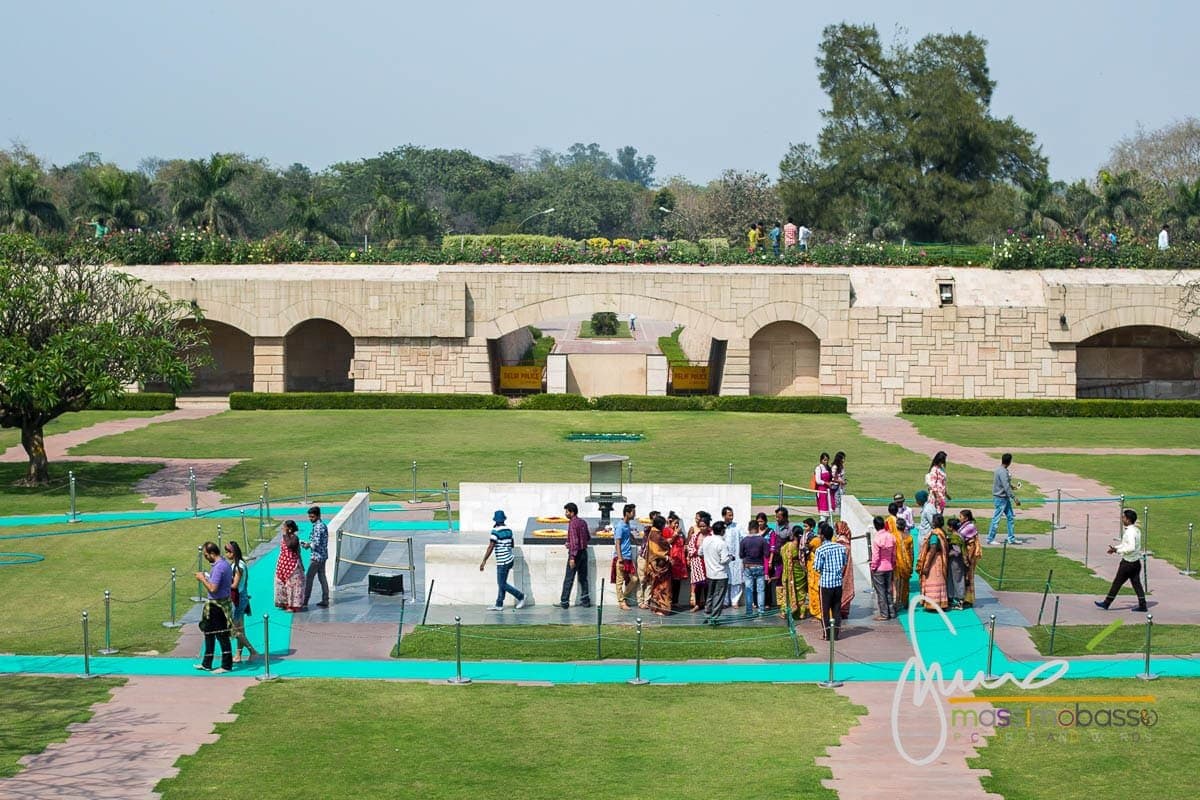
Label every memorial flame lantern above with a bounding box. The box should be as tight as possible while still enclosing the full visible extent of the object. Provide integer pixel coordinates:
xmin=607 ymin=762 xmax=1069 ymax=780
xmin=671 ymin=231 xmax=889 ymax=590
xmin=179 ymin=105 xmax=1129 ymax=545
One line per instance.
xmin=584 ymin=454 xmax=628 ymax=528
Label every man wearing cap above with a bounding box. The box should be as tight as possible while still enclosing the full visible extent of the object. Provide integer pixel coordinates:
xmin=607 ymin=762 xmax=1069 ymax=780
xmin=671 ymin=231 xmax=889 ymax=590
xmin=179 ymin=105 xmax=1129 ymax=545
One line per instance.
xmin=893 ymin=493 xmax=915 ymax=531
xmin=480 ymin=510 xmax=526 ymax=611
xmin=560 ymin=502 xmax=592 ymax=608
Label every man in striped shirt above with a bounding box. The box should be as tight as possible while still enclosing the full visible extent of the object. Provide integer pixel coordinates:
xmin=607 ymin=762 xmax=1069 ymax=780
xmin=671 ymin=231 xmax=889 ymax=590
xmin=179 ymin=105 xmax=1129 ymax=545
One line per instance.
xmin=480 ymin=509 xmax=526 ymax=611
xmin=812 ymin=522 xmax=848 ymax=641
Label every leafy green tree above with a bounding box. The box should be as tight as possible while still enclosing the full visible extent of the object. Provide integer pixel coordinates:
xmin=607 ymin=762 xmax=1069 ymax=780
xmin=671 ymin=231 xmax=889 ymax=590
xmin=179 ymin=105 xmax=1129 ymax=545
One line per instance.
xmin=704 ymin=170 xmax=782 ymax=242
xmin=1018 ymin=177 xmax=1070 ymax=236
xmin=1166 ymin=178 xmax=1200 ymax=240
xmin=286 ymin=188 xmax=342 ymax=242
xmin=1085 ymin=170 xmax=1145 ymax=231
xmin=77 ymin=165 xmax=156 ymax=229
xmin=168 ymin=153 xmax=250 ymax=234
xmin=0 ymin=252 xmax=206 ymax=484
xmin=781 ymin=23 xmax=1046 ymax=241
xmin=513 ymin=163 xmax=641 ymax=239
xmin=614 ymin=146 xmax=656 ymax=187
xmin=0 ymin=163 xmax=64 ymax=233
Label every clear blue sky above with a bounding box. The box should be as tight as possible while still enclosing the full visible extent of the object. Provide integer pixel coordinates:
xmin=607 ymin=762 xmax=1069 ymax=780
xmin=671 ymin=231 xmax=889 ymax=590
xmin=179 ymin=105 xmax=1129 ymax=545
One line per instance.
xmin=3 ymin=0 xmax=1195 ymax=183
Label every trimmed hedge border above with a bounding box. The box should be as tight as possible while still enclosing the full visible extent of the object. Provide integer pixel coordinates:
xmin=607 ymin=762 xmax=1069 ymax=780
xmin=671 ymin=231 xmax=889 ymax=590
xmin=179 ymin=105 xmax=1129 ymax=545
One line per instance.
xmin=229 ymin=392 xmax=508 ymax=410
xmin=229 ymin=392 xmax=847 ymax=413
xmin=89 ymin=393 xmax=177 ymax=411
xmin=901 ymin=397 xmax=1200 ymax=417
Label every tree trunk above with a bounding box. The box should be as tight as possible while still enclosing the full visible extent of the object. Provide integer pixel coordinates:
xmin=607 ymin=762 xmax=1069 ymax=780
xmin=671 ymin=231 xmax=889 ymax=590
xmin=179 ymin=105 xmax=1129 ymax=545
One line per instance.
xmin=21 ymin=422 xmax=49 ymax=485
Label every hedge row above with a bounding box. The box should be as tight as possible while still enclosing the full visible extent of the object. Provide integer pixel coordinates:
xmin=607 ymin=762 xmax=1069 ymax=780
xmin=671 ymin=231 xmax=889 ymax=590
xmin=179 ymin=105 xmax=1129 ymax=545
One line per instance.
xmin=89 ymin=393 xmax=177 ymax=411
xmin=901 ymin=397 xmax=1200 ymax=417
xmin=229 ymin=392 xmax=847 ymax=413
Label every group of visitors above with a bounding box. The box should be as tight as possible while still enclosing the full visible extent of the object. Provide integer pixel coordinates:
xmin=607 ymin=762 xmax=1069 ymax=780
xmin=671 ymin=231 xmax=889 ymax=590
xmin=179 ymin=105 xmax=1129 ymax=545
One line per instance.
xmin=748 ymin=218 xmax=811 ymax=257
xmin=193 ymin=539 xmax=258 ymax=674
xmin=273 ymin=506 xmax=331 ymax=613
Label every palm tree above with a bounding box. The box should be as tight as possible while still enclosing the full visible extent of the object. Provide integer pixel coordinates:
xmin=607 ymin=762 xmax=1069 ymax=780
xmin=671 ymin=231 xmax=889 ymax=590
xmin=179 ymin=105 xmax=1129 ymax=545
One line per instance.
xmin=1085 ymin=170 xmax=1145 ymax=230
xmin=0 ymin=164 xmax=64 ymax=233
xmin=168 ymin=154 xmax=249 ymax=235
xmin=78 ymin=166 xmax=154 ymax=230
xmin=286 ymin=189 xmax=342 ymax=242
xmin=1166 ymin=178 xmax=1200 ymax=241
xmin=1018 ymin=177 xmax=1069 ymax=236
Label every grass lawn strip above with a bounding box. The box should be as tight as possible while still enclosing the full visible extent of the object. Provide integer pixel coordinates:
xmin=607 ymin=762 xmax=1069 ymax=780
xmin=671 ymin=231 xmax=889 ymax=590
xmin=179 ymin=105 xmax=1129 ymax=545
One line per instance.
xmin=0 ymin=410 xmax=168 ymax=451
xmin=1027 ymin=623 xmax=1200 ymax=656
xmin=904 ymin=415 xmax=1200 ymax=450
xmin=0 ymin=676 xmax=124 ymax=778
xmin=578 ymin=320 xmax=633 ymax=338
xmin=395 ymin=623 xmax=811 ymax=660
xmin=69 ymin=409 xmax=1017 ymax=503
xmin=970 ymin=678 xmax=1195 ymax=800
xmin=0 ymin=518 xmax=231 ymax=655
xmin=0 ymin=461 xmax=163 ymax=517
xmin=156 ymin=680 xmax=859 ymax=799
xmin=977 ymin=547 xmax=1133 ymax=595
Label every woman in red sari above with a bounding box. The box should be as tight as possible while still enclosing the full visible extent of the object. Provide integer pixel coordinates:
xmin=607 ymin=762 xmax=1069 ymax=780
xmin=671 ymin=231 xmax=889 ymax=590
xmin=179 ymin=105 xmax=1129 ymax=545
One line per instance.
xmin=645 ymin=515 xmax=674 ymax=616
xmin=814 ymin=452 xmax=833 ymax=518
xmin=834 ymin=520 xmax=856 ymax=619
xmin=667 ymin=511 xmax=688 ymax=610
xmin=274 ymin=521 xmax=305 ymax=612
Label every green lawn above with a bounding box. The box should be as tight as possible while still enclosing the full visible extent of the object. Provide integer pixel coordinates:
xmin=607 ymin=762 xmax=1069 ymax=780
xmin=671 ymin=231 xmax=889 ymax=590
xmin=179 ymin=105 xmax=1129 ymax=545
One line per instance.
xmin=579 ymin=320 xmax=632 ymax=338
xmin=527 ymin=334 xmax=555 ymax=366
xmin=658 ymin=325 xmax=689 ymax=364
xmin=396 ymin=623 xmax=811 ymax=660
xmin=68 ymin=409 xmax=1013 ymax=504
xmin=971 ymin=679 xmax=1199 ymax=800
xmin=905 ymin=415 xmax=1200 ymax=449
xmin=0 ymin=461 xmax=163 ymax=517
xmin=977 ymin=547 xmax=1130 ymax=595
xmin=0 ymin=518 xmax=237 ymax=655
xmin=157 ymin=680 xmax=860 ymax=800
xmin=0 ymin=410 xmax=167 ymax=451
xmin=1021 ymin=454 xmax=1200 ymax=575
xmin=0 ymin=676 xmax=124 ymax=778
xmin=1028 ymin=624 xmax=1200 ymax=656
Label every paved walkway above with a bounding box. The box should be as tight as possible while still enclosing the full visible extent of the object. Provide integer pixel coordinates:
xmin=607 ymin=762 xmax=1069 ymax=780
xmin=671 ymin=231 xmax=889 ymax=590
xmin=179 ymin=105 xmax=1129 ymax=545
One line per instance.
xmin=0 ymin=407 xmax=240 ymax=511
xmin=0 ymin=675 xmax=253 ymax=800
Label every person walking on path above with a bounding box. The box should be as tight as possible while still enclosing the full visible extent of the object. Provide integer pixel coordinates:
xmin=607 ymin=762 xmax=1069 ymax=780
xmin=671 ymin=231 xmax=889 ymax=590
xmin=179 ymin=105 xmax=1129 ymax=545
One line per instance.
xmin=225 ymin=541 xmax=258 ymax=665
xmin=925 ymin=451 xmax=950 ymax=512
xmin=783 ymin=217 xmax=798 ymax=249
xmin=869 ymin=516 xmax=896 ymax=620
xmin=721 ymin=506 xmax=744 ymax=609
xmin=559 ymin=502 xmax=592 ymax=608
xmin=701 ymin=521 xmax=734 ymax=623
xmin=813 ymin=523 xmax=847 ymax=640
xmin=194 ymin=541 xmax=234 ymax=673
xmin=301 ymin=506 xmax=330 ymax=608
xmin=986 ymin=453 xmax=1021 ymax=545
xmin=481 ymin=509 xmax=526 ymax=611
xmin=1095 ymin=509 xmax=1149 ymax=612
xmin=1159 ymin=223 xmax=1170 ymax=250
xmin=612 ymin=503 xmax=639 ymax=610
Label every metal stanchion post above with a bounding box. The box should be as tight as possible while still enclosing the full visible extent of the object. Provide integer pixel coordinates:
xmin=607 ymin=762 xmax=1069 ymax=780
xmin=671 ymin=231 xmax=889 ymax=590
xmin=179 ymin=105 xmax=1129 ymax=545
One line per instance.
xmin=728 ymin=463 xmax=734 ymax=485
xmin=778 ymin=481 xmax=784 ymax=510
xmin=189 ymin=467 xmax=198 ymax=516
xmin=517 ymin=460 xmax=523 ymax=483
xmin=99 ymin=590 xmax=118 ymax=654
xmin=985 ymin=614 xmax=997 ymax=680
xmin=240 ymin=510 xmax=249 ymax=551
xmin=69 ymin=470 xmax=79 ymax=522
xmin=1084 ymin=514 xmax=1090 ymax=568
xmin=216 ymin=524 xmax=223 ymax=551
xmin=163 ymin=568 xmax=183 ymax=628
xmin=1048 ymin=596 xmax=1060 ymax=655
xmin=1118 ymin=494 xmax=1125 ymax=538
xmin=442 ymin=481 xmax=452 ymax=533
xmin=411 ymin=461 xmax=418 ymax=501
xmin=448 ymin=616 xmax=471 ymax=684
xmin=190 ymin=545 xmax=204 ymax=602
xmin=786 ymin=607 xmax=801 ymax=658
xmin=257 ymin=496 xmax=266 ymax=542
xmin=998 ymin=541 xmax=1008 ymax=590
xmin=1036 ymin=569 xmax=1054 ymax=626
xmin=1143 ymin=551 xmax=1150 ymax=595
xmin=1182 ymin=523 xmax=1196 ymax=576
xmin=628 ymin=618 xmax=648 ymax=685
xmin=818 ymin=617 xmax=842 ymax=688
xmin=1055 ymin=488 xmax=1063 ymax=529
xmin=596 ymin=579 xmax=604 ymax=660
xmin=262 ymin=482 xmax=271 ymax=524
xmin=1050 ymin=513 xmax=1056 ymax=551
xmin=1143 ymin=505 xmax=1153 ymax=556
xmin=303 ymin=462 xmax=309 ymax=505
xmin=395 ymin=596 xmax=406 ymax=655
xmin=421 ymin=579 xmax=435 ymax=626
xmin=628 ymin=461 xmax=634 ymax=483
xmin=256 ymin=614 xmax=278 ymax=682
xmin=81 ymin=611 xmax=94 ymax=678
xmin=1137 ymin=613 xmax=1159 ymax=681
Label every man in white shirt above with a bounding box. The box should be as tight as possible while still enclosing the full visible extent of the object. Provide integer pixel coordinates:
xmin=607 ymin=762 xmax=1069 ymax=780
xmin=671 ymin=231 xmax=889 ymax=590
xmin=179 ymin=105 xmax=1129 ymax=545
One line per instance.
xmin=1158 ymin=224 xmax=1170 ymax=251
xmin=798 ymin=224 xmax=812 ymax=251
xmin=1094 ymin=509 xmax=1148 ymax=612
xmin=701 ymin=521 xmax=734 ymax=623
xmin=720 ymin=506 xmax=744 ymax=609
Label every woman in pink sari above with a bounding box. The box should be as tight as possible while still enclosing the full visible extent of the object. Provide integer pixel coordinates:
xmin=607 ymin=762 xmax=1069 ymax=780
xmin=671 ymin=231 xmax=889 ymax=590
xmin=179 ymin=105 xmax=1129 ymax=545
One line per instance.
xmin=834 ymin=520 xmax=856 ymax=619
xmin=814 ymin=452 xmax=833 ymax=518
xmin=274 ymin=522 xmax=306 ymax=612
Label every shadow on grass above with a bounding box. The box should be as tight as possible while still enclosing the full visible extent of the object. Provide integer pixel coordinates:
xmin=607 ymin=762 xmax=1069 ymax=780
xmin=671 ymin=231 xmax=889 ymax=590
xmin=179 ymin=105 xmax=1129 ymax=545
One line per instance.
xmin=0 ymin=461 xmax=163 ymax=515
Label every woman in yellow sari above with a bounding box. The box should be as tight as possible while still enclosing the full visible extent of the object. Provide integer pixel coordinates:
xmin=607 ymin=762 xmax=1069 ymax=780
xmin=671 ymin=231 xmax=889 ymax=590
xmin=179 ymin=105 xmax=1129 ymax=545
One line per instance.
xmin=780 ymin=525 xmax=808 ymax=621
xmin=959 ymin=509 xmax=983 ymax=608
xmin=887 ymin=503 xmax=914 ymax=612
xmin=804 ymin=522 xmax=822 ymax=617
xmin=646 ymin=516 xmax=674 ymax=616
xmin=918 ymin=514 xmax=950 ymax=611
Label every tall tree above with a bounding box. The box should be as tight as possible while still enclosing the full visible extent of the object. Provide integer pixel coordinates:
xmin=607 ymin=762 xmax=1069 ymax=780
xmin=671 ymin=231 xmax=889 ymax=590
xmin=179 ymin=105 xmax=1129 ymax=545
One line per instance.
xmin=1105 ymin=118 xmax=1200 ymax=187
xmin=0 ymin=252 xmax=206 ymax=484
xmin=781 ymin=23 xmax=1046 ymax=241
xmin=1085 ymin=170 xmax=1145 ymax=231
xmin=168 ymin=154 xmax=250 ymax=234
xmin=1166 ymin=178 xmax=1200 ymax=240
xmin=614 ymin=146 xmax=656 ymax=187
xmin=0 ymin=163 xmax=64 ymax=233
xmin=705 ymin=170 xmax=783 ymax=242
xmin=77 ymin=165 xmax=156 ymax=229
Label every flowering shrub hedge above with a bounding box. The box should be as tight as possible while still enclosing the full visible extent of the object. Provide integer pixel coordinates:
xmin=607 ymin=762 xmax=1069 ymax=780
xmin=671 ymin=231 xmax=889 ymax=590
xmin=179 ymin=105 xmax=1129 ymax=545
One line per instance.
xmin=2 ymin=230 xmax=1196 ymax=269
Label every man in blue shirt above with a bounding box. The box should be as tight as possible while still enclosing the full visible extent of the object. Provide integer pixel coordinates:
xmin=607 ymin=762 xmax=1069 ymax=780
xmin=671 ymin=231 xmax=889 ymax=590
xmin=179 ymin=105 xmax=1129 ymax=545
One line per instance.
xmin=301 ymin=506 xmax=330 ymax=608
xmin=813 ymin=523 xmax=848 ymax=641
xmin=613 ymin=504 xmax=639 ymax=610
xmin=194 ymin=541 xmax=233 ymax=672
xmin=480 ymin=509 xmax=526 ymax=611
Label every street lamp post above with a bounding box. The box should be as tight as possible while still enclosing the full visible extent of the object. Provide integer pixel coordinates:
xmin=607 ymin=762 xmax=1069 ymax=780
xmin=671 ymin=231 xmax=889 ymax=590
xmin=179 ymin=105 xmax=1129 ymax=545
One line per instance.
xmin=518 ymin=207 xmax=555 ymax=230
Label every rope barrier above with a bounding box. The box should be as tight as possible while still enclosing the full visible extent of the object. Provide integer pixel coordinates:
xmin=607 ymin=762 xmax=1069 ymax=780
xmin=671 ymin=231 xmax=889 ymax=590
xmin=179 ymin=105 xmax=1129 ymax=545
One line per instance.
xmin=109 ymin=578 xmax=172 ymax=605
xmin=339 ymin=532 xmax=413 ymax=544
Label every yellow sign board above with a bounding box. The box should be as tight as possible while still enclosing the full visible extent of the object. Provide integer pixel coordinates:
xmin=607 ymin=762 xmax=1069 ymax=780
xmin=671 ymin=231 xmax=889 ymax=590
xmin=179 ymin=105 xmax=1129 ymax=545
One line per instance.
xmin=500 ymin=365 xmax=544 ymax=390
xmin=671 ymin=365 xmax=709 ymax=391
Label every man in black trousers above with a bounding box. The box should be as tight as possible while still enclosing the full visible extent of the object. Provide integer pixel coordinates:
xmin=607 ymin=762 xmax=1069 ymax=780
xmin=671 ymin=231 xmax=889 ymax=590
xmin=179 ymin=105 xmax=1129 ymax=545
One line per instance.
xmin=1095 ymin=508 xmax=1148 ymax=612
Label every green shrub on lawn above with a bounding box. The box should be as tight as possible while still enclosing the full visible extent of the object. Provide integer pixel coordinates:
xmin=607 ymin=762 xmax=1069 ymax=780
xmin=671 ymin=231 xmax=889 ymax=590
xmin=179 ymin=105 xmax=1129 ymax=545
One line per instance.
xmin=88 ymin=393 xmax=176 ymax=411
xmin=229 ymin=392 xmax=508 ymax=410
xmin=591 ymin=395 xmax=709 ymax=411
xmin=709 ymin=396 xmax=847 ymax=413
xmin=517 ymin=394 xmax=593 ymax=410
xmin=901 ymin=397 xmax=1200 ymax=417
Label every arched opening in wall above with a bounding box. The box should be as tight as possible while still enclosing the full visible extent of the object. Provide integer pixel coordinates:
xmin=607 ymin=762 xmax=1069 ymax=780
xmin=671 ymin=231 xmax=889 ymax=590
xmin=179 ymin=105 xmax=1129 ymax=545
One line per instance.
xmin=285 ymin=319 xmax=355 ymax=392
xmin=148 ymin=320 xmax=253 ymax=395
xmin=750 ymin=321 xmax=820 ymax=396
xmin=1076 ymin=325 xmax=1200 ymax=399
